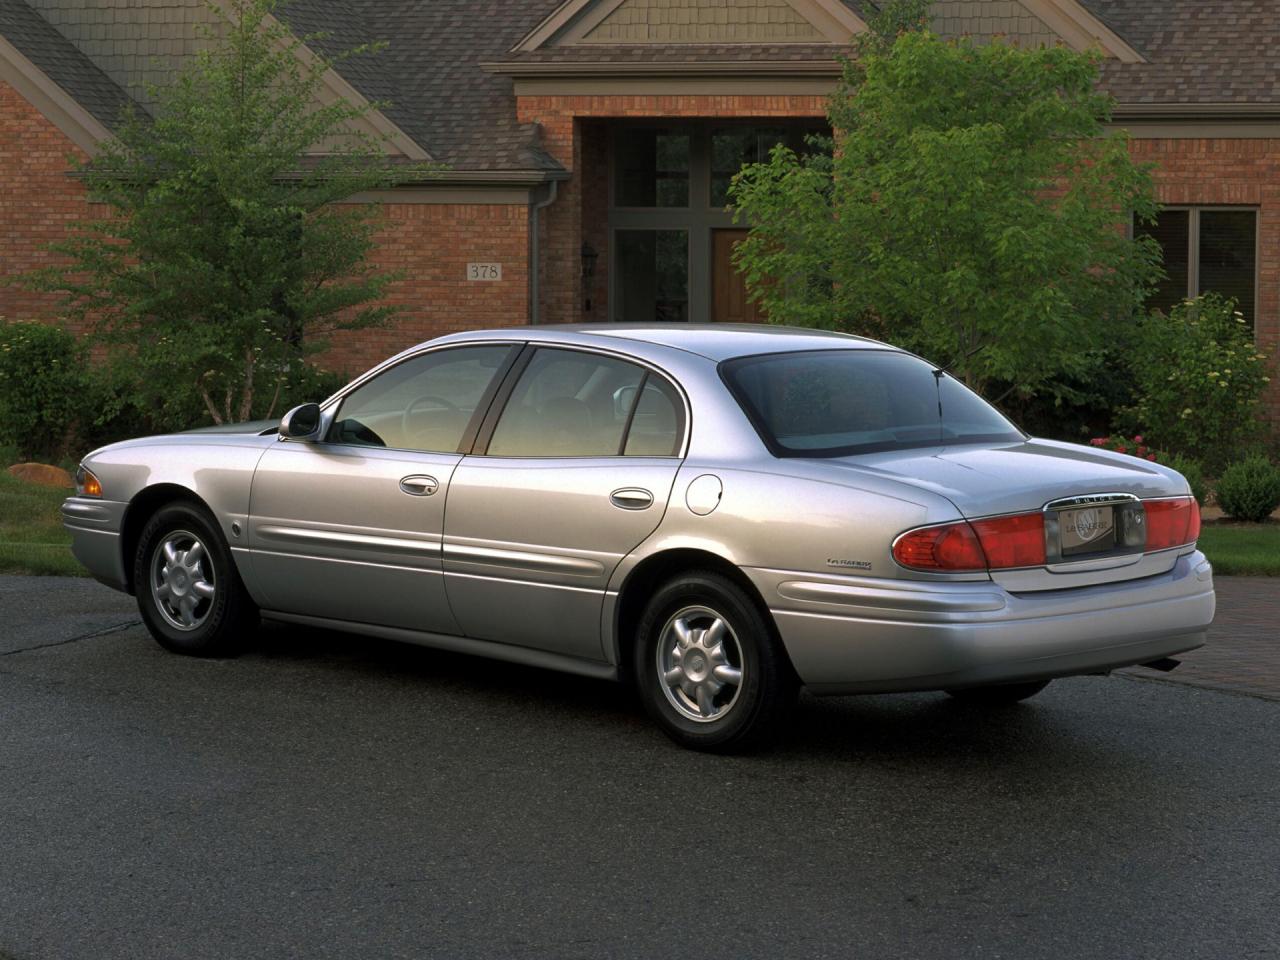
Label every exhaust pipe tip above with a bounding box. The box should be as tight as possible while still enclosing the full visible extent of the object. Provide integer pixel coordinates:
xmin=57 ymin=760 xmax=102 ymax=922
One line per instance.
xmin=1140 ymin=657 xmax=1182 ymax=673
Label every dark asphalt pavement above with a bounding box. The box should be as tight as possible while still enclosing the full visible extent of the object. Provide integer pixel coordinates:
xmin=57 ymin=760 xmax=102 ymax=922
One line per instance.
xmin=1 ymin=576 xmax=1278 ymax=960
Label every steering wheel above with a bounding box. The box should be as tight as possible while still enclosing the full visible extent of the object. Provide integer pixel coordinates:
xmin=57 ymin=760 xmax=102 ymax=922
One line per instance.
xmin=402 ymin=394 xmax=461 ymax=438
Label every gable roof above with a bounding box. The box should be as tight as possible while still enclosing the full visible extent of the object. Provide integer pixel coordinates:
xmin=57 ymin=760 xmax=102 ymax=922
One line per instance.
xmin=512 ymin=0 xmax=866 ymax=51
xmin=2 ymin=1 xmax=1279 ymax=177
xmin=0 ymin=0 xmax=133 ymax=136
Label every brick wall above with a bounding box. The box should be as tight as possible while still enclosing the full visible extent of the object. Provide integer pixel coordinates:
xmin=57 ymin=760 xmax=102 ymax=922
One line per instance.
xmin=516 ymin=93 xmax=829 ymax=325
xmin=1130 ymin=137 xmax=1280 ymax=426
xmin=323 ymin=202 xmax=530 ymax=376
xmin=0 ymin=79 xmax=94 ymax=329
xmin=0 ymin=79 xmax=530 ymax=377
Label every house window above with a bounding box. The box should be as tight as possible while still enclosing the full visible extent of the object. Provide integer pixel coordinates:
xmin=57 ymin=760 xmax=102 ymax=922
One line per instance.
xmin=608 ymin=121 xmax=829 ymax=323
xmin=710 ymin=127 xmax=788 ymax=207
xmin=1135 ymin=208 xmax=1257 ymax=326
xmin=614 ymin=128 xmax=691 ymax=208
xmin=614 ymin=230 xmax=689 ymax=322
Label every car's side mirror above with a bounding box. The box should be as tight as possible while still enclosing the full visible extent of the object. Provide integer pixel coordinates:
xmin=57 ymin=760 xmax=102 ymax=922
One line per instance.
xmin=279 ymin=403 xmax=322 ymax=441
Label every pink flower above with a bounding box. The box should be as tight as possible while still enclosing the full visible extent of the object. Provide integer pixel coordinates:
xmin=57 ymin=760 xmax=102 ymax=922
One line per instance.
xmin=1133 ymin=435 xmax=1144 ymax=444
xmin=1089 ymin=438 xmax=1106 ymax=447
xmin=1136 ymin=445 xmax=1147 ymax=456
xmin=1145 ymin=454 xmax=1157 ymax=461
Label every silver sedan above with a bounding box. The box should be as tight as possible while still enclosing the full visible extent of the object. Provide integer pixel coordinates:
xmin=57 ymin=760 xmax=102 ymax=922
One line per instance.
xmin=63 ymin=325 xmax=1215 ymax=751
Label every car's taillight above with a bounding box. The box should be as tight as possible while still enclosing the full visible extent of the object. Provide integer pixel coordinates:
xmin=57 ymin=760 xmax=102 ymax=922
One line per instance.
xmin=893 ymin=512 xmax=1046 ymax=572
xmin=970 ymin=512 xmax=1047 ymax=568
xmin=893 ymin=522 xmax=987 ymax=571
xmin=1144 ymin=497 xmax=1200 ymax=551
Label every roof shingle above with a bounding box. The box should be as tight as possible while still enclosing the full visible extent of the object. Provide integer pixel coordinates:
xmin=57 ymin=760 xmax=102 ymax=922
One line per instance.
xmin=0 ymin=0 xmax=135 ymax=130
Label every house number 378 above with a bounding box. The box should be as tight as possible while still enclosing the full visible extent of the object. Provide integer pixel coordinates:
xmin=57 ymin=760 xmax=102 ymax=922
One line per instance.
xmin=467 ymin=263 xmax=502 ymax=281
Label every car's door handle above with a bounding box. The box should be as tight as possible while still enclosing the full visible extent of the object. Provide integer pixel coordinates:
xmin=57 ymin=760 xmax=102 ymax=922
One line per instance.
xmin=399 ymin=475 xmax=439 ymax=497
xmin=610 ymin=487 xmax=653 ymax=510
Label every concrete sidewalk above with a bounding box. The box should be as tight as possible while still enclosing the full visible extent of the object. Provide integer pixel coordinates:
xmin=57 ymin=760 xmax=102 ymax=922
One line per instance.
xmin=1123 ymin=575 xmax=1280 ymax=700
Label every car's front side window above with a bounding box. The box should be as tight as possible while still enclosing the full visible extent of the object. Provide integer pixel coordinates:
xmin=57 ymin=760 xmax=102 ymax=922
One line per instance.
xmin=328 ymin=345 xmax=514 ymax=453
xmin=486 ymin=348 xmax=682 ymax=458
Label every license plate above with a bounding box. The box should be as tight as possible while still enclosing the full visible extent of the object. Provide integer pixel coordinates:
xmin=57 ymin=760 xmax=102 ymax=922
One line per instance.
xmin=1059 ymin=505 xmax=1116 ymax=555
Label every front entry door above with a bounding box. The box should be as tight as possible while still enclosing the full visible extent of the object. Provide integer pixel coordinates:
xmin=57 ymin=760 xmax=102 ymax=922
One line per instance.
xmin=248 ymin=444 xmax=462 ymax=634
xmin=247 ymin=342 xmax=519 ymax=635
xmin=442 ymin=347 xmax=687 ymax=661
xmin=712 ymin=229 xmax=765 ymax=324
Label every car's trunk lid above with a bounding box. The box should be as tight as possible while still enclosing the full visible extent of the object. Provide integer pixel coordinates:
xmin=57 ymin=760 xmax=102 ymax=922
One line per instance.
xmin=813 ymin=439 xmax=1189 ymax=591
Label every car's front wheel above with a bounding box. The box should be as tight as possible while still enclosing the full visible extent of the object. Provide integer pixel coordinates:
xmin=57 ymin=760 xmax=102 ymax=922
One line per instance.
xmin=634 ymin=571 xmax=797 ymax=752
xmin=945 ymin=679 xmax=1051 ymax=704
xmin=133 ymin=502 xmax=257 ymax=657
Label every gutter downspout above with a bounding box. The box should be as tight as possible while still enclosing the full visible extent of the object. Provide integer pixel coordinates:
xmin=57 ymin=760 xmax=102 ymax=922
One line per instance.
xmin=529 ymin=180 xmax=558 ymax=325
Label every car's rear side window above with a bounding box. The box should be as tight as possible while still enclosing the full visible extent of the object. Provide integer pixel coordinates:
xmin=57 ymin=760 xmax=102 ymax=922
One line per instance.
xmin=721 ymin=349 xmax=1023 ymax=457
xmin=486 ymin=348 xmax=683 ymax=458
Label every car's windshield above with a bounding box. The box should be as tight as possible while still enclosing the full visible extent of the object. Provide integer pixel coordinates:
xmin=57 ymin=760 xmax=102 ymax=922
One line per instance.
xmin=720 ymin=349 xmax=1024 ymax=457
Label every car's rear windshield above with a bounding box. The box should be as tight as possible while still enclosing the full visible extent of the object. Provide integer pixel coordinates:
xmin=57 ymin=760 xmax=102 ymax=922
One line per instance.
xmin=720 ymin=349 xmax=1024 ymax=457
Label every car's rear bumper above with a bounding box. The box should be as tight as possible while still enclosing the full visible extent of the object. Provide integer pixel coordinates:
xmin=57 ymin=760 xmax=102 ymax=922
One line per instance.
xmin=62 ymin=498 xmax=129 ymax=591
xmin=745 ymin=550 xmax=1215 ymax=695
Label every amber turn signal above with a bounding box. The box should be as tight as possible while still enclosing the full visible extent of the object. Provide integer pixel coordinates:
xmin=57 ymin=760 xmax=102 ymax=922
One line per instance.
xmin=75 ymin=465 xmax=102 ymax=498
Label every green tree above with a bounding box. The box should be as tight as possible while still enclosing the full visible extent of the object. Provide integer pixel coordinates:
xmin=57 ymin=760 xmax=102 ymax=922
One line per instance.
xmin=729 ymin=29 xmax=1161 ymax=402
xmin=26 ymin=0 xmax=434 ymax=426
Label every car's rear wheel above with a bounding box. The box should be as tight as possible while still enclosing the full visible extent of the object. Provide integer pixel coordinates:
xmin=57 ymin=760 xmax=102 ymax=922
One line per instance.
xmin=634 ymin=571 xmax=797 ymax=752
xmin=945 ymin=679 xmax=1051 ymax=704
xmin=133 ymin=502 xmax=256 ymax=656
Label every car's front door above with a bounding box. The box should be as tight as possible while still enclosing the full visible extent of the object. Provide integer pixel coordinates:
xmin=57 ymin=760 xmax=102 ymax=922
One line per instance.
xmin=247 ymin=343 xmax=519 ymax=633
xmin=442 ymin=346 xmax=687 ymax=661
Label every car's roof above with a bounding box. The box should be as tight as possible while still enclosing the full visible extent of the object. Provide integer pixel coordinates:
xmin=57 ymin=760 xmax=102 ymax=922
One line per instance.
xmin=434 ymin=323 xmax=890 ymax=363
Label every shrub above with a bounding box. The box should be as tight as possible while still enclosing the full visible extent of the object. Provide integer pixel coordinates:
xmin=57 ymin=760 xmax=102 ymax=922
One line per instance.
xmin=0 ymin=319 xmax=88 ymax=462
xmin=1124 ymin=294 xmax=1270 ymax=474
xmin=1165 ymin=453 xmax=1208 ymax=506
xmin=1215 ymin=456 xmax=1280 ymax=522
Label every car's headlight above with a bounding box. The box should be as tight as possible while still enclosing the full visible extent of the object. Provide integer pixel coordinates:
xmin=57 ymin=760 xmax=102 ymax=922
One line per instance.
xmin=75 ymin=465 xmax=102 ymax=498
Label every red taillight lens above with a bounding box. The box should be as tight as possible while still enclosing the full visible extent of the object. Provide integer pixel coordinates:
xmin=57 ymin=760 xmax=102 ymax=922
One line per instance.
xmin=894 ymin=513 xmax=1046 ymax=572
xmin=1145 ymin=497 xmax=1200 ymax=551
xmin=893 ymin=521 xmax=987 ymax=571
xmin=971 ymin=512 xmax=1047 ymax=569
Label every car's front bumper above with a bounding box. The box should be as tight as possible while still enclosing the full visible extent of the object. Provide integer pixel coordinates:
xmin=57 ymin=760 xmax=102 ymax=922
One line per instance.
xmin=746 ymin=550 xmax=1215 ymax=695
xmin=62 ymin=497 xmax=129 ymax=591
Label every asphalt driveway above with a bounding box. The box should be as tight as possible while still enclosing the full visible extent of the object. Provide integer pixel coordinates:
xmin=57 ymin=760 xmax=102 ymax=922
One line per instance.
xmin=1 ymin=575 xmax=1278 ymax=960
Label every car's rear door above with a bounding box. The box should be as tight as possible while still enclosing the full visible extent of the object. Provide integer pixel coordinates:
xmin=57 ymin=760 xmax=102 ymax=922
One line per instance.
xmin=442 ymin=346 xmax=687 ymax=661
xmin=247 ymin=343 xmax=520 ymax=633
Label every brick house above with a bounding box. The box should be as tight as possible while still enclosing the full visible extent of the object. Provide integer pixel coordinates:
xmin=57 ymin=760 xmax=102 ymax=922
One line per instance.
xmin=0 ymin=0 xmax=1277 ymax=419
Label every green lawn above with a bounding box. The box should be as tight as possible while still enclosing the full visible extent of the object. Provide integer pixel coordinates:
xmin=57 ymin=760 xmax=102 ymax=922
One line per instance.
xmin=1 ymin=470 xmax=1277 ymax=578
xmin=0 ymin=473 xmax=82 ymax=576
xmin=1197 ymin=522 xmax=1280 ymax=577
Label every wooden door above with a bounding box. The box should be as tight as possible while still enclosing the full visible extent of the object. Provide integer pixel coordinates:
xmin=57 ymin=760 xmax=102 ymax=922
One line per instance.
xmin=712 ymin=229 xmax=765 ymax=324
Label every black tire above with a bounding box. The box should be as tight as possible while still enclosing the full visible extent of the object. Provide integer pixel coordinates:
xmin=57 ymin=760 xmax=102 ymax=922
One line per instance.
xmin=945 ymin=679 xmax=1051 ymax=704
xmin=133 ymin=501 xmax=257 ymax=657
xmin=634 ymin=570 xmax=798 ymax=752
